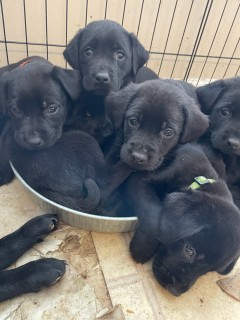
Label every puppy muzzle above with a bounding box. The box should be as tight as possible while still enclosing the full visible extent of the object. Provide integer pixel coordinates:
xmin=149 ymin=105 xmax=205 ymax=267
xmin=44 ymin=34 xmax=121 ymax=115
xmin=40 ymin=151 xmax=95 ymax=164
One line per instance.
xmin=15 ymin=129 xmax=60 ymax=150
xmin=226 ymin=137 xmax=240 ymax=152
xmin=121 ymin=141 xmax=163 ymax=171
xmin=82 ymin=67 xmax=120 ymax=94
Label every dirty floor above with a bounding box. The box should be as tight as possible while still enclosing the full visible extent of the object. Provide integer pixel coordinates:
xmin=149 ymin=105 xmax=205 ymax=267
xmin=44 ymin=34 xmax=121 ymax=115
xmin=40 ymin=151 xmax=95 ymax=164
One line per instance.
xmin=0 ymin=179 xmax=239 ymax=320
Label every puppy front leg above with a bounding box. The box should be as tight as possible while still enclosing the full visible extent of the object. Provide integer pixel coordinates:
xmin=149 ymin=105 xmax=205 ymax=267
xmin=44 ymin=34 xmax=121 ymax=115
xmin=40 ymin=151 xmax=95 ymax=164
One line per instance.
xmin=100 ymin=161 xmax=134 ymax=203
xmin=124 ymin=174 xmax=163 ymax=263
xmin=0 ymin=258 xmax=66 ymax=302
xmin=104 ymin=129 xmax=124 ymax=165
xmin=0 ymin=214 xmax=58 ymax=270
xmin=0 ymin=122 xmax=14 ymax=186
xmin=228 ymin=184 xmax=240 ymax=210
xmin=130 ymin=226 xmax=161 ymax=263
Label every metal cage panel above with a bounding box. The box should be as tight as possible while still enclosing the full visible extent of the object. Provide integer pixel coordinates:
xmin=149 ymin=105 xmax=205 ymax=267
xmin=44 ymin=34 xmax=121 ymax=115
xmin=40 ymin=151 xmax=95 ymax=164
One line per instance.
xmin=0 ymin=0 xmax=239 ymax=84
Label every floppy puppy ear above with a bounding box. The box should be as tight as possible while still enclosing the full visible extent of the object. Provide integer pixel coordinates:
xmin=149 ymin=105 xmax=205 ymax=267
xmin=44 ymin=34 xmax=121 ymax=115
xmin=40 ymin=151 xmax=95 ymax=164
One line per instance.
xmin=196 ymin=79 xmax=225 ymax=114
xmin=157 ymin=194 xmax=207 ymax=245
xmin=51 ymin=66 xmax=82 ymax=101
xmin=129 ymin=33 xmax=149 ymax=76
xmin=158 ymin=217 xmax=205 ymax=245
xmin=105 ymin=83 xmax=138 ymax=131
xmin=180 ymin=99 xmax=209 ymax=143
xmin=63 ymin=32 xmax=81 ymax=69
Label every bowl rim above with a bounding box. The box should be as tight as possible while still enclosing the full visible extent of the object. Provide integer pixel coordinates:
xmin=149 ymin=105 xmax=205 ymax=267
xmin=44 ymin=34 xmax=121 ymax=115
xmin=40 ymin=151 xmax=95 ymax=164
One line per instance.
xmin=10 ymin=162 xmax=138 ymax=222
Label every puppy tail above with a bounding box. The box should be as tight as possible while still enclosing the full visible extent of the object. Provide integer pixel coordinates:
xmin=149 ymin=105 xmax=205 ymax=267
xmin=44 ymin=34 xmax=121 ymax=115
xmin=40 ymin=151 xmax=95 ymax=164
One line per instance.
xmin=81 ymin=178 xmax=101 ymax=210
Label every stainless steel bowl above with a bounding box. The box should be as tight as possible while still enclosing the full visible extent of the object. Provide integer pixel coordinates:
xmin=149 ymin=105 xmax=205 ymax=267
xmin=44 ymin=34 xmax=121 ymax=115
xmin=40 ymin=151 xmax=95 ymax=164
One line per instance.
xmin=10 ymin=163 xmax=138 ymax=233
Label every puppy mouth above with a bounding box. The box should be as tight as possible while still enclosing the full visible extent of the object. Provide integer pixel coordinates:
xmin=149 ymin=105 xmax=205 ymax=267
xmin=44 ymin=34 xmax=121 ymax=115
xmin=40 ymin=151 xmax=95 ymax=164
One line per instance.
xmin=153 ymin=262 xmax=186 ymax=296
xmin=14 ymin=136 xmax=42 ymax=150
xmin=14 ymin=127 xmax=62 ymax=150
xmin=82 ymin=75 xmax=120 ymax=95
xmin=20 ymin=141 xmax=53 ymax=150
xmin=212 ymin=140 xmax=240 ymax=155
xmin=15 ymin=134 xmax=58 ymax=150
xmin=224 ymin=148 xmax=240 ymax=156
xmin=82 ymin=78 xmax=111 ymax=95
xmin=83 ymin=83 xmax=110 ymax=95
xmin=91 ymin=89 xmax=110 ymax=95
xmin=211 ymin=134 xmax=240 ymax=155
xmin=126 ymin=160 xmax=162 ymax=171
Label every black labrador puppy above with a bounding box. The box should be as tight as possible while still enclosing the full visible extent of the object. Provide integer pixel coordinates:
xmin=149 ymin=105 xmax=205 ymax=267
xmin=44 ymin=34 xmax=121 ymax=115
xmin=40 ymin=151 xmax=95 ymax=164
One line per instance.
xmin=104 ymin=79 xmax=238 ymax=295
xmin=63 ymin=20 xmax=149 ymax=95
xmin=63 ymin=20 xmax=150 ymax=150
xmin=9 ymin=130 xmax=133 ymax=215
xmin=124 ymin=143 xmax=240 ymax=296
xmin=105 ymin=79 xmax=209 ymax=167
xmin=0 ymin=214 xmax=66 ymax=301
xmin=0 ymin=56 xmax=82 ymax=186
xmin=197 ymin=77 xmax=240 ymax=207
xmin=67 ymin=66 xmax=159 ymax=150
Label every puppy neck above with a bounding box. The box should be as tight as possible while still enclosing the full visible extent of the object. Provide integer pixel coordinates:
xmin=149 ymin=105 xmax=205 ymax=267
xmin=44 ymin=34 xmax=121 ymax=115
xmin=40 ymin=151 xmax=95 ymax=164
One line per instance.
xmin=188 ymin=176 xmax=215 ymax=190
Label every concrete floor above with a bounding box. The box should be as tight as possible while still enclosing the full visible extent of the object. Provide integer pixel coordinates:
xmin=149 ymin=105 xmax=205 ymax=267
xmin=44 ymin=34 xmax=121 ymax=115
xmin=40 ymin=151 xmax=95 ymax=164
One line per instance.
xmin=0 ymin=179 xmax=239 ymax=320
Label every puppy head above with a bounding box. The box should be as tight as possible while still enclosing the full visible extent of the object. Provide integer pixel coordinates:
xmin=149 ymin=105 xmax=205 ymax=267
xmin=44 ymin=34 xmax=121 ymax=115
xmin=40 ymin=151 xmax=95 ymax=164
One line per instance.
xmin=105 ymin=80 xmax=209 ymax=170
xmin=63 ymin=20 xmax=148 ymax=94
xmin=197 ymin=77 xmax=240 ymax=156
xmin=0 ymin=58 xmax=82 ymax=150
xmin=72 ymin=95 xmax=113 ymax=145
xmin=152 ymin=191 xmax=240 ymax=296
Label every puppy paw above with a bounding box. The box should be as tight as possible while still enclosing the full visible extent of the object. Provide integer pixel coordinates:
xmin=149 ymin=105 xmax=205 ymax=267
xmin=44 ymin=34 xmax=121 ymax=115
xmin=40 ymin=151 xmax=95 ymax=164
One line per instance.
xmin=25 ymin=258 xmax=66 ymax=290
xmin=0 ymin=258 xmax=66 ymax=301
xmin=21 ymin=213 xmax=59 ymax=242
xmin=130 ymin=228 xmax=160 ymax=264
xmin=130 ymin=246 xmax=154 ymax=264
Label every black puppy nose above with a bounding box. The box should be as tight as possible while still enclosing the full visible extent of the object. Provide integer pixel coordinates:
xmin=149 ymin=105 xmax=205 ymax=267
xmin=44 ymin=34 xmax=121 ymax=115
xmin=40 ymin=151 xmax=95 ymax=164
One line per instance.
xmin=227 ymin=137 xmax=240 ymax=149
xmin=95 ymin=72 xmax=110 ymax=83
xmin=131 ymin=151 xmax=148 ymax=164
xmin=101 ymin=121 xmax=113 ymax=137
xmin=26 ymin=132 xmax=42 ymax=146
xmin=167 ymin=285 xmax=181 ymax=297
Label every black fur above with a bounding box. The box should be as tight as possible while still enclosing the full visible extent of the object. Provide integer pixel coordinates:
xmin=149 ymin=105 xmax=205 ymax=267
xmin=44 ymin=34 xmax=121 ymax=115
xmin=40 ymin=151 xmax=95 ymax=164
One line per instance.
xmin=0 ymin=56 xmax=82 ymax=186
xmin=0 ymin=214 xmax=66 ymax=301
xmin=105 ymin=79 xmax=209 ymax=167
xmin=67 ymin=92 xmax=114 ymax=150
xmin=63 ymin=20 xmax=149 ymax=95
xmin=67 ymin=66 xmax=159 ymax=151
xmin=63 ymin=20 xmax=151 ymax=149
xmin=124 ymin=143 xmax=240 ymax=296
xmin=197 ymin=77 xmax=240 ymax=207
xmin=9 ymin=130 xmax=133 ymax=215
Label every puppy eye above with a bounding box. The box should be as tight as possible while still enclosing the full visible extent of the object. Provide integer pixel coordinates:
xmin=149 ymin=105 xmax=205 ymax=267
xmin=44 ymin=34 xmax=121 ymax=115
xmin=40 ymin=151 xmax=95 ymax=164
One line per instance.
xmin=84 ymin=48 xmax=93 ymax=56
xmin=184 ymin=244 xmax=195 ymax=259
xmin=11 ymin=106 xmax=22 ymax=116
xmin=162 ymin=128 xmax=174 ymax=137
xmin=47 ymin=105 xmax=58 ymax=113
xmin=116 ymin=51 xmax=125 ymax=60
xmin=128 ymin=117 xmax=138 ymax=127
xmin=220 ymin=107 xmax=230 ymax=117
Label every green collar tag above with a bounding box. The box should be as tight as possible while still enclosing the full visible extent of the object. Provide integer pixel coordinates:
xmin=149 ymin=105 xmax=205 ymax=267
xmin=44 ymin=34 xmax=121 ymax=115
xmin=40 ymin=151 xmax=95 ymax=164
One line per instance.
xmin=188 ymin=176 xmax=215 ymax=190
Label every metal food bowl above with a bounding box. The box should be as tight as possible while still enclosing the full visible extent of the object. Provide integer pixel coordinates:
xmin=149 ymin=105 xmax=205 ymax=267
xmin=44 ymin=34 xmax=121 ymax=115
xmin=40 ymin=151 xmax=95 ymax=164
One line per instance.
xmin=11 ymin=163 xmax=138 ymax=233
